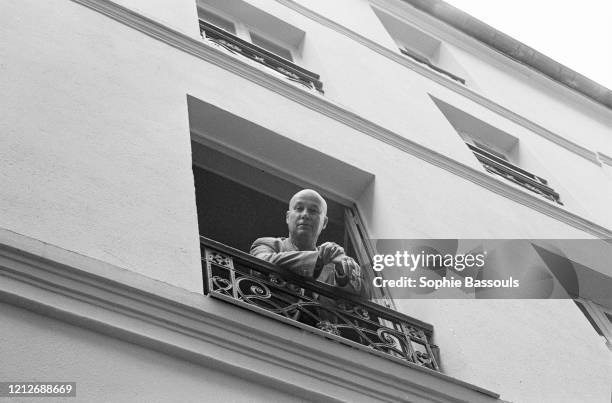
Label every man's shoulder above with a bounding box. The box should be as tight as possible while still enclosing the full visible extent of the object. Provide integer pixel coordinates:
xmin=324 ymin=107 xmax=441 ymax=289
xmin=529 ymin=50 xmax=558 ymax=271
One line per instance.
xmin=252 ymin=237 xmax=285 ymax=245
xmin=250 ymin=237 xmax=287 ymax=251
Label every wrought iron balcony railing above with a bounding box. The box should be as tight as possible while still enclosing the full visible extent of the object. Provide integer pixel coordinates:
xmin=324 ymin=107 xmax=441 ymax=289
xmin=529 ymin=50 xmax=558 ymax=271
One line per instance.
xmin=201 ymin=237 xmax=440 ymax=371
xmin=199 ymin=20 xmax=324 ymax=94
xmin=467 ymin=143 xmax=563 ymax=205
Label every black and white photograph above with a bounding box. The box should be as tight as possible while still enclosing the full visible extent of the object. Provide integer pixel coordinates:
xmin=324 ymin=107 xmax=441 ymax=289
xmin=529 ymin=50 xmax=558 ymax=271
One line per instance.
xmin=1 ymin=0 xmax=611 ymax=401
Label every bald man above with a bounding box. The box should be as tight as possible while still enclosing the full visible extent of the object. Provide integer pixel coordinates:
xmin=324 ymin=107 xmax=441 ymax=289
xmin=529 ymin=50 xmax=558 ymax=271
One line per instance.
xmin=250 ymin=189 xmax=365 ymax=297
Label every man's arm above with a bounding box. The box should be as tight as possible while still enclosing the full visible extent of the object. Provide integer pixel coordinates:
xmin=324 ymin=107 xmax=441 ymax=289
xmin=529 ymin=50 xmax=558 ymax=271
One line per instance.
xmin=251 ymin=238 xmax=370 ymax=299
xmin=319 ymin=256 xmax=371 ymax=300
xmin=250 ymin=237 xmax=320 ymax=278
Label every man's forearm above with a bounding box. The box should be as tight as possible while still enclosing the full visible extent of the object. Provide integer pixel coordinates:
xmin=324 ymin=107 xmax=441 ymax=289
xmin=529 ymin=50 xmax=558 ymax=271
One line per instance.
xmin=250 ymin=242 xmax=319 ymax=278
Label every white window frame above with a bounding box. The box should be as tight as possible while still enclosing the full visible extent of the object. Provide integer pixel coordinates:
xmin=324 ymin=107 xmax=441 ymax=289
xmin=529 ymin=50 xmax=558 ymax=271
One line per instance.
xmin=197 ymin=6 xmax=296 ymax=62
xmin=462 ymin=136 xmax=510 ymax=162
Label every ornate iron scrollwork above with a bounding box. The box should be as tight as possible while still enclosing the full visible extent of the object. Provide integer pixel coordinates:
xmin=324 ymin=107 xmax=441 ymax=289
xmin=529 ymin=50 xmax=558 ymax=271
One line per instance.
xmin=202 ymin=242 xmax=439 ymax=371
xmin=206 ymin=251 xmax=233 ymax=268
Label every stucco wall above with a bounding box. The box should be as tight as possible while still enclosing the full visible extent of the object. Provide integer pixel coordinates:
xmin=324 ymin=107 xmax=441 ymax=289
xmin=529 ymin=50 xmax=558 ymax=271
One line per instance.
xmin=293 ymin=0 xmax=612 ymax=152
xmin=3 ymin=0 xmax=605 ymax=294
xmin=112 ymin=0 xmax=200 ymax=37
xmin=397 ymin=299 xmax=612 ymax=403
xmin=290 ymin=0 xmax=612 ymax=225
xmin=1 ymin=0 xmax=204 ymax=292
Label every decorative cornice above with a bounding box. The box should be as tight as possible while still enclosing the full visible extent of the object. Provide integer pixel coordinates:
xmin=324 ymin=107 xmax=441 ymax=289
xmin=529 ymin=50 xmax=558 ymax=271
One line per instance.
xmin=275 ymin=0 xmax=602 ymax=166
xmin=0 ymin=229 xmax=500 ymax=402
xmin=399 ymin=0 xmax=612 ymax=111
xmin=69 ymin=0 xmax=612 ymax=239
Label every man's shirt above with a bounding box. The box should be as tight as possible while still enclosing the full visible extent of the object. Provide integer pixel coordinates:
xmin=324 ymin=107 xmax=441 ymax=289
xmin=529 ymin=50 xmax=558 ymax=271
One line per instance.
xmin=250 ymin=237 xmax=337 ymax=286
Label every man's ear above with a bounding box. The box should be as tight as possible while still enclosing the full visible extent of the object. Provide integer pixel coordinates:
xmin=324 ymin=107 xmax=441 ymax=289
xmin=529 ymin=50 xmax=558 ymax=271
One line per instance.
xmin=286 ymin=210 xmax=290 ymax=224
xmin=321 ymin=215 xmax=328 ymax=230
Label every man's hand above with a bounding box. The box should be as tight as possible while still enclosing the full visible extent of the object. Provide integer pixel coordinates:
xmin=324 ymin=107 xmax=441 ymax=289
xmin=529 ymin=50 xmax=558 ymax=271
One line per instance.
xmin=318 ymin=242 xmax=345 ymax=265
xmin=317 ymin=243 xmax=365 ymax=295
xmin=332 ymin=255 xmax=362 ymax=291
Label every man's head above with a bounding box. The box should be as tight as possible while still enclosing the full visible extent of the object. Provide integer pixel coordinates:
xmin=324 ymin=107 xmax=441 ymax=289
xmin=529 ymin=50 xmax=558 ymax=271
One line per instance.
xmin=286 ymin=189 xmax=328 ymax=248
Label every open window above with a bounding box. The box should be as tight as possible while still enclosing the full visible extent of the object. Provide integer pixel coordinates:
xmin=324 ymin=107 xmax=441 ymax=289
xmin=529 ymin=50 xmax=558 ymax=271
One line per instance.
xmin=187 ymin=95 xmax=386 ymax=301
xmin=372 ymin=6 xmax=466 ymax=85
xmin=191 ymin=140 xmax=378 ymax=296
xmin=432 ymin=97 xmax=563 ymax=205
xmin=187 ymin=96 xmax=438 ymax=370
xmin=196 ymin=0 xmax=323 ymax=93
xmin=190 ymin=142 xmax=438 ymax=368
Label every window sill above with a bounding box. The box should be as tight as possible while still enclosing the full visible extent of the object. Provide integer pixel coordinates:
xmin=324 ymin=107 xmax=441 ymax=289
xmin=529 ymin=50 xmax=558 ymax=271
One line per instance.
xmin=466 ymin=144 xmax=563 ymax=205
xmin=400 ymin=48 xmax=466 ymax=85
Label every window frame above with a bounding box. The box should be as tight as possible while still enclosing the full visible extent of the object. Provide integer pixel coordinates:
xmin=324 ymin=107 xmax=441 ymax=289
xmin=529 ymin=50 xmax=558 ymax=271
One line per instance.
xmin=190 ymin=145 xmax=392 ymax=306
xmin=249 ymin=30 xmax=294 ymax=62
xmin=466 ymin=141 xmax=563 ymax=204
xmin=575 ymin=298 xmax=612 ymax=351
xmin=432 ymin=97 xmax=564 ymax=206
xmin=197 ymin=6 xmax=296 ymax=62
xmin=371 ymin=5 xmax=467 ymax=85
xmin=196 ymin=12 xmax=323 ymax=93
xmin=198 ymin=7 xmax=237 ymax=35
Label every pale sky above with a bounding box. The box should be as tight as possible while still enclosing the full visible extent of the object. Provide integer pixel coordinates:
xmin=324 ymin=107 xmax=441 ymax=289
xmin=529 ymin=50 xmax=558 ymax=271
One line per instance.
xmin=444 ymin=0 xmax=612 ymax=90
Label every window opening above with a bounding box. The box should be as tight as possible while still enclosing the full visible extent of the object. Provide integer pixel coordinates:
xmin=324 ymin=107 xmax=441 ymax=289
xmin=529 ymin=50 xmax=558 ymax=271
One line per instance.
xmin=433 ymin=97 xmax=563 ymax=205
xmin=372 ymin=6 xmax=467 ymax=85
xmin=199 ymin=8 xmax=236 ymax=34
xmin=250 ymin=32 xmax=293 ymax=61
xmin=466 ymin=142 xmax=561 ymax=204
xmin=196 ymin=2 xmax=323 ymax=93
xmin=191 ymin=138 xmax=437 ymax=370
xmin=472 ymin=140 xmax=509 ymax=162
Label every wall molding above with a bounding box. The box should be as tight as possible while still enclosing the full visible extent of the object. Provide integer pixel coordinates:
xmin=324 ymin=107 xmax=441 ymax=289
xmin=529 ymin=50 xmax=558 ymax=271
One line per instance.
xmin=0 ymin=229 xmax=500 ymax=402
xmin=274 ymin=0 xmax=602 ymax=166
xmin=70 ymin=0 xmax=612 ymax=239
xmin=367 ymin=0 xmax=612 ymax=116
xmin=384 ymin=0 xmax=612 ymax=112
xmin=598 ymin=152 xmax=612 ymax=168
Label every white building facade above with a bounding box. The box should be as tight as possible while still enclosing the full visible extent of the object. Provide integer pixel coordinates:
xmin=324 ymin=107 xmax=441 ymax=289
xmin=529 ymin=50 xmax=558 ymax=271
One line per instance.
xmin=1 ymin=0 xmax=611 ymax=401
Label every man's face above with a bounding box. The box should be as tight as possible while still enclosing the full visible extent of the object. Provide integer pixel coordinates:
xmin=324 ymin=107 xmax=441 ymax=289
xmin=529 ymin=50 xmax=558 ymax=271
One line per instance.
xmin=286 ymin=191 xmax=328 ymax=245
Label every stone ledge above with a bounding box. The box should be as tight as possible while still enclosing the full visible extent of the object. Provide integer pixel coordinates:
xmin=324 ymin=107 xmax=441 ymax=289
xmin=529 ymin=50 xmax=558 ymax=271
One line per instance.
xmin=0 ymin=228 xmax=500 ymax=402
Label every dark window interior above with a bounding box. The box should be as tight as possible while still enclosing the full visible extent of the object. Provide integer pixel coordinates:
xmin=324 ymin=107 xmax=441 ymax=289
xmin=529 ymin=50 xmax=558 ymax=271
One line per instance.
xmin=193 ymin=165 xmax=347 ymax=253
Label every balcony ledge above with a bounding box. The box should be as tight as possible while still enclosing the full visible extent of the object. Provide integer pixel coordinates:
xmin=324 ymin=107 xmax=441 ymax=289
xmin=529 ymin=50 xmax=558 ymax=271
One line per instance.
xmin=0 ymin=228 xmax=500 ymax=402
